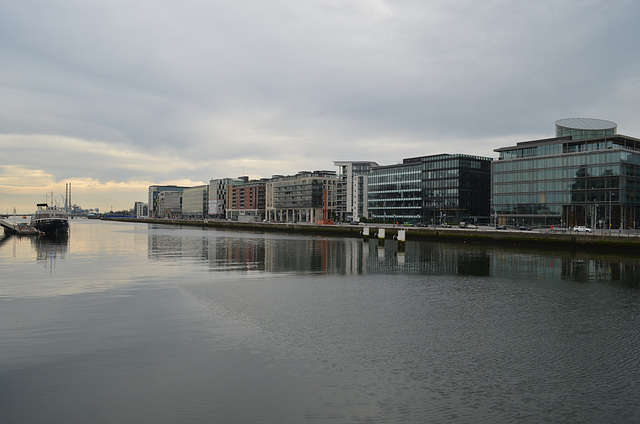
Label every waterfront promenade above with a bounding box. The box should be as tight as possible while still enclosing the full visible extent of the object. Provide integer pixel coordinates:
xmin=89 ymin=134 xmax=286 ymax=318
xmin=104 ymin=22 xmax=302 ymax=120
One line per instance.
xmin=105 ymin=217 xmax=640 ymax=253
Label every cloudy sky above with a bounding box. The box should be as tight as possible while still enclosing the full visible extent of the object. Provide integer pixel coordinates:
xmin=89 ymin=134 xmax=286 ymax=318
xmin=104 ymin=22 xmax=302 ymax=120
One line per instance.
xmin=1 ymin=0 xmax=639 ymax=212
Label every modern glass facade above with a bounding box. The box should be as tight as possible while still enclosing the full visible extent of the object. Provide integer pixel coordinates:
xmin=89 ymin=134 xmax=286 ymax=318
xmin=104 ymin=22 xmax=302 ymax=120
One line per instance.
xmin=368 ymin=154 xmax=492 ymax=225
xmin=368 ymin=162 xmax=422 ymax=224
xmin=148 ymin=185 xmax=187 ymax=218
xmin=422 ymin=154 xmax=492 ymax=225
xmin=492 ymin=133 xmax=640 ymax=229
xmin=182 ymin=185 xmax=209 ymax=219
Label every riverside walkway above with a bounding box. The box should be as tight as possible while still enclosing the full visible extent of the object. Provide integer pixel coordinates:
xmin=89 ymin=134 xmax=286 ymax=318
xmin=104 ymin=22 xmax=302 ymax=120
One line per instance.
xmin=104 ymin=217 xmax=640 ymax=254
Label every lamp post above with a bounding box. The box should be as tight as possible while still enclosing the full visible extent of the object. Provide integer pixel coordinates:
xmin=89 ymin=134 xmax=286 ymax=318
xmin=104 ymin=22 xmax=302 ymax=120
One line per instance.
xmin=609 ymin=191 xmax=613 ymax=236
xmin=594 ymin=199 xmax=597 ymax=235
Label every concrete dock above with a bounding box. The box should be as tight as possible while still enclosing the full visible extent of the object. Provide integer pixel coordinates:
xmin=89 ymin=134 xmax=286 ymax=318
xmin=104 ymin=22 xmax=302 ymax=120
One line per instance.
xmin=104 ymin=218 xmax=640 ymax=254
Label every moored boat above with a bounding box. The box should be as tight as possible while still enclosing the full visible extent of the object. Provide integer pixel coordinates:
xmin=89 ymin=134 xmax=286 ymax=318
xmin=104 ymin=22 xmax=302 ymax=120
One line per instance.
xmin=15 ymin=223 xmax=43 ymax=235
xmin=30 ymin=203 xmax=69 ymax=234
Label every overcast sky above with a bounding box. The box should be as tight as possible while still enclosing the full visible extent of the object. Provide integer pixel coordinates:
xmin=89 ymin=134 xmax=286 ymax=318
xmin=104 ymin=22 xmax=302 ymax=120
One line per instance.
xmin=2 ymin=0 xmax=639 ymax=212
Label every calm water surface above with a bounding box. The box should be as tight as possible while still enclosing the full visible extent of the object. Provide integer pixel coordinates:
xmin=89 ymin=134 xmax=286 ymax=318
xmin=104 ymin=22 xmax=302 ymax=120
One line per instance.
xmin=1 ymin=220 xmax=639 ymax=423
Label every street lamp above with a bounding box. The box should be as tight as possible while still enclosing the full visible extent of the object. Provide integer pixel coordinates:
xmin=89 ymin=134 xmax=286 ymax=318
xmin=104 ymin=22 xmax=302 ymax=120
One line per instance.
xmin=609 ymin=191 xmax=614 ymax=236
xmin=594 ymin=199 xmax=597 ymax=235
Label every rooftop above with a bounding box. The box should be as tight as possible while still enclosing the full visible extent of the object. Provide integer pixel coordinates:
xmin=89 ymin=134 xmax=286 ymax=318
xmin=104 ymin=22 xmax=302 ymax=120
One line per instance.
xmin=555 ymin=118 xmax=617 ymax=131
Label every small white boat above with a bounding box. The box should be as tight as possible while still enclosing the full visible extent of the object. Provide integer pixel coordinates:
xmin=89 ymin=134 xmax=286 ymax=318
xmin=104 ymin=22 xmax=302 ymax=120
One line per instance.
xmin=15 ymin=223 xmax=43 ymax=235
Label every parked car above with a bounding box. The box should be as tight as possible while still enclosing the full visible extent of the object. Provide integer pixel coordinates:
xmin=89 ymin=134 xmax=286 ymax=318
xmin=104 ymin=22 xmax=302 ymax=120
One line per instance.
xmin=495 ymin=225 xmax=507 ymax=230
xmin=518 ymin=226 xmax=532 ymax=231
xmin=465 ymin=224 xmax=477 ymax=229
xmin=573 ymin=226 xmax=592 ymax=233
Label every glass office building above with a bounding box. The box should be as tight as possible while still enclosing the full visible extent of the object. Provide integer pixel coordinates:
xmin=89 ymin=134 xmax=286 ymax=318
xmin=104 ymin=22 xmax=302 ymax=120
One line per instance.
xmin=148 ymin=185 xmax=188 ymax=218
xmin=368 ymin=154 xmax=492 ymax=225
xmin=182 ymin=185 xmax=209 ymax=219
xmin=368 ymin=161 xmax=422 ymax=224
xmin=492 ymin=119 xmax=640 ymax=229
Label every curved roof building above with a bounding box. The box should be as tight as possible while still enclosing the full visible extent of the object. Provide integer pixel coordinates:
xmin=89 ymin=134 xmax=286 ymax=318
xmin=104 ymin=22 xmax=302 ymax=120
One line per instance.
xmin=493 ymin=118 xmax=640 ymax=229
xmin=555 ymin=118 xmax=617 ymax=140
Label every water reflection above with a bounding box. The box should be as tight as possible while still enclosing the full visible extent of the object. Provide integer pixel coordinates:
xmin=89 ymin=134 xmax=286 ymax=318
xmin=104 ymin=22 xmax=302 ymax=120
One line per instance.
xmin=0 ymin=233 xmax=69 ymax=265
xmin=489 ymin=249 xmax=640 ymax=286
xmin=4 ymin=223 xmax=639 ymax=423
xmin=0 ymin=234 xmax=11 ymax=248
xmin=148 ymin=231 xmax=266 ymax=271
xmin=147 ymin=230 xmax=640 ymax=286
xmin=33 ymin=234 xmax=69 ymax=264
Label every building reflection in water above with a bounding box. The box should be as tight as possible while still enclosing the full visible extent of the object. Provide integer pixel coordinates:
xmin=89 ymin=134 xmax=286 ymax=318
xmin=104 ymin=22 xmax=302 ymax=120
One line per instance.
xmin=147 ymin=231 xmax=640 ymax=286
xmin=148 ymin=231 xmax=266 ymax=271
xmin=32 ymin=234 xmax=69 ymax=269
xmin=490 ymin=249 xmax=640 ymax=286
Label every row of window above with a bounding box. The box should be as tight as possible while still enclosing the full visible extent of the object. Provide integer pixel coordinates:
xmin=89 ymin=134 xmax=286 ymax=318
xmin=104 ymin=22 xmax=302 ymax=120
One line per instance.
xmin=493 ymin=204 xmax=563 ymax=215
xmin=424 ymin=170 xmax=458 ymax=179
xmin=493 ymin=165 xmax=621 ymax=182
xmin=418 ymin=156 xmax=491 ymax=171
xmin=498 ymin=139 xmax=619 ymax=160
xmin=494 ymin=179 xmax=621 ymax=194
xmin=370 ymin=214 xmax=422 ymax=220
xmin=494 ymin=151 xmax=622 ymax=172
xmin=369 ymin=174 xmax=420 ymax=185
xmin=424 ymin=199 xmax=460 ymax=207
xmin=493 ymin=193 xmax=568 ymax=205
xmin=421 ymin=159 xmax=459 ymax=170
xmin=492 ymin=190 xmax=637 ymax=206
xmin=369 ymin=204 xmax=422 ymax=210
xmin=371 ymin=170 xmax=491 ymax=186
xmin=369 ymin=199 xmax=461 ymax=208
xmin=557 ymin=129 xmax=615 ymax=139
xmin=423 ymin=178 xmax=458 ymax=189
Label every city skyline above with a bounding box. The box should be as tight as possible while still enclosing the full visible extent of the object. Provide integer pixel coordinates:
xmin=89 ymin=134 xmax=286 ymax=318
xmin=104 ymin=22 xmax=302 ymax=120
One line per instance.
xmin=2 ymin=1 xmax=640 ymax=213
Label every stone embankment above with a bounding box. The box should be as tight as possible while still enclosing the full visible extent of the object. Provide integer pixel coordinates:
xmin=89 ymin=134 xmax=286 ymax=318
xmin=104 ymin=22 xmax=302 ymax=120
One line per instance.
xmin=104 ymin=217 xmax=640 ymax=253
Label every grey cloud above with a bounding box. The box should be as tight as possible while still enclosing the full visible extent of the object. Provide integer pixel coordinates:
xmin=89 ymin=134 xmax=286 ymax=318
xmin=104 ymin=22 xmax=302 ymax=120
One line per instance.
xmin=1 ymin=0 xmax=640 ymax=210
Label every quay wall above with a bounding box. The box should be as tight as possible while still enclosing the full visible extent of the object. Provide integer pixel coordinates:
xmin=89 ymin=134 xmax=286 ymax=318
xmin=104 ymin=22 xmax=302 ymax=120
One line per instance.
xmin=103 ymin=217 xmax=640 ymax=254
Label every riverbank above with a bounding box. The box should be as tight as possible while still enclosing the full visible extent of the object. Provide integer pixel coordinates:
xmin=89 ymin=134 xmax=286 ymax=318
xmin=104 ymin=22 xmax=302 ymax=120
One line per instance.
xmin=103 ymin=217 xmax=640 ymax=253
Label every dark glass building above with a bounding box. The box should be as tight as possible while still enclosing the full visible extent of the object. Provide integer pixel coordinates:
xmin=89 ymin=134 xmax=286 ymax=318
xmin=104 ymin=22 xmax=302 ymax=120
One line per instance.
xmin=368 ymin=160 xmax=422 ymax=224
xmin=368 ymin=154 xmax=492 ymax=225
xmin=492 ymin=118 xmax=640 ymax=229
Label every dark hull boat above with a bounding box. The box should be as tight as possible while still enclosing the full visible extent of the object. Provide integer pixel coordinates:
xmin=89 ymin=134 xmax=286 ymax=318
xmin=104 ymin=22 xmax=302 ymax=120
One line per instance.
xmin=31 ymin=203 xmax=69 ymax=234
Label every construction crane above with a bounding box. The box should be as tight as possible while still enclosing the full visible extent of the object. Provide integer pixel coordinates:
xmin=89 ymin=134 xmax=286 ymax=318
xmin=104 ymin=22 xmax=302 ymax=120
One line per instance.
xmin=316 ymin=188 xmax=335 ymax=225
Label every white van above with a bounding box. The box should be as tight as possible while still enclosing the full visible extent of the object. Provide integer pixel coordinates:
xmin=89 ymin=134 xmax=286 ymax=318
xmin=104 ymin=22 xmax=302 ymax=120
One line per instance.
xmin=573 ymin=226 xmax=592 ymax=233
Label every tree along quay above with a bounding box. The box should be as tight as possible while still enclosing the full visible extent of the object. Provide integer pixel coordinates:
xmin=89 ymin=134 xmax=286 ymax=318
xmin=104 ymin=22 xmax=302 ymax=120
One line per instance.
xmin=103 ymin=217 xmax=640 ymax=254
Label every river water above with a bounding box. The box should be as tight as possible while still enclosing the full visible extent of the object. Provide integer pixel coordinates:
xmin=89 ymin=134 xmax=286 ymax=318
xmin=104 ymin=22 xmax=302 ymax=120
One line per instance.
xmin=1 ymin=219 xmax=639 ymax=423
